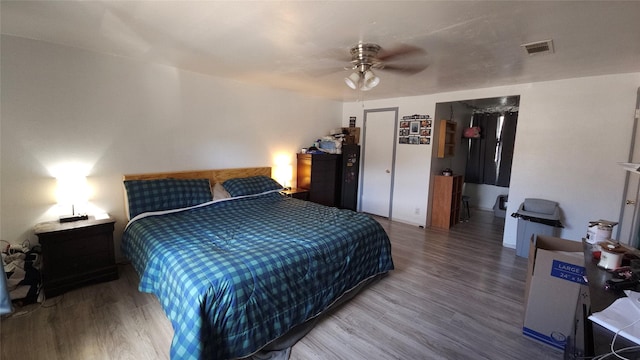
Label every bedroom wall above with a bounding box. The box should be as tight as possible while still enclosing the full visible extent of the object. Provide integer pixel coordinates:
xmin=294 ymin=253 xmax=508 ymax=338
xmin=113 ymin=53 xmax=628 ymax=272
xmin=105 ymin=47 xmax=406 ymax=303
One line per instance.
xmin=0 ymin=35 xmax=342 ymax=258
xmin=343 ymin=73 xmax=640 ymax=248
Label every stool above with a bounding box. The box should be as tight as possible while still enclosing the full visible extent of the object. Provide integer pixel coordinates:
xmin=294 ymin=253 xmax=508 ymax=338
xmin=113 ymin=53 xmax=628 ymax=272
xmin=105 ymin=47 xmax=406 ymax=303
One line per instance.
xmin=461 ymin=195 xmax=471 ymax=221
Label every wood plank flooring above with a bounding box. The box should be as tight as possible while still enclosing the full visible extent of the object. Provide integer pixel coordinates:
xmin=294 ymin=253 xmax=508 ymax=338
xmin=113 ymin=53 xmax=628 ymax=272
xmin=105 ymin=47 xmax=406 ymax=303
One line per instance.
xmin=1 ymin=210 xmax=562 ymax=359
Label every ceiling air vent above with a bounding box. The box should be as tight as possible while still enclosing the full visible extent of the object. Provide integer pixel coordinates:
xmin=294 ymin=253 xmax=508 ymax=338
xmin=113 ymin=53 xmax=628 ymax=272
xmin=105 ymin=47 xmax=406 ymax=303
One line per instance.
xmin=521 ymin=40 xmax=554 ymax=55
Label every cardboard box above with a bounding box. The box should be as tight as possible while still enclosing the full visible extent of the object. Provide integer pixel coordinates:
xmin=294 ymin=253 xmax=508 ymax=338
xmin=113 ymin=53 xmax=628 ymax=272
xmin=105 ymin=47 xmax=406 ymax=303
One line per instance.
xmin=523 ymin=235 xmax=586 ymax=350
xmin=341 ymin=127 xmax=360 ymax=145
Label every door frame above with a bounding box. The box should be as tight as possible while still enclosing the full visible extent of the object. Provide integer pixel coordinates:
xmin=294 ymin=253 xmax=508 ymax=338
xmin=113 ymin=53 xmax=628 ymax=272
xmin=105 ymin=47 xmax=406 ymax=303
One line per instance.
xmin=358 ymin=107 xmax=399 ymax=218
xmin=618 ymin=87 xmax=640 ymax=246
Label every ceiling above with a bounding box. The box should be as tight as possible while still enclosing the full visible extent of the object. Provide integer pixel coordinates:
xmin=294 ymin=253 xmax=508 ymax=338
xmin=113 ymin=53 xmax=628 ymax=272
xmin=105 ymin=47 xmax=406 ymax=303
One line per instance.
xmin=2 ymin=1 xmax=640 ymax=102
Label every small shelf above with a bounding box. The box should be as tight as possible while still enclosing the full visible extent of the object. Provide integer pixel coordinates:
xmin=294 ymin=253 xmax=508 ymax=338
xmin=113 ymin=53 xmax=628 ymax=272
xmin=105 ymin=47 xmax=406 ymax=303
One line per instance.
xmin=438 ymin=120 xmax=457 ymax=158
xmin=431 ymin=175 xmax=463 ymax=229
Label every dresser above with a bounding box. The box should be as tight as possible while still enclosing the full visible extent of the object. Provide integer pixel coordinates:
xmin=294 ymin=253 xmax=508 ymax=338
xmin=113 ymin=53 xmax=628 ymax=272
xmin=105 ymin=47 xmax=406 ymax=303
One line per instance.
xmin=297 ymin=153 xmax=341 ymax=207
xmin=35 ymin=216 xmax=118 ymax=297
xmin=431 ymin=175 xmax=463 ymax=229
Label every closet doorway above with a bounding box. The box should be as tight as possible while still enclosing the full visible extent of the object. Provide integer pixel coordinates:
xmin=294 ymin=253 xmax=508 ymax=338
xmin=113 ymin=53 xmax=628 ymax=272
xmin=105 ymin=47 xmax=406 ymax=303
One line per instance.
xmin=433 ymin=96 xmax=519 ymax=229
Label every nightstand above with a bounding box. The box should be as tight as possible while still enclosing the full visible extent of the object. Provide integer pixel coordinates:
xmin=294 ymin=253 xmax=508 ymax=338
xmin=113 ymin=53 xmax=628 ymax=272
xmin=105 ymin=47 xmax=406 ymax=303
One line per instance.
xmin=34 ymin=215 xmax=118 ymax=297
xmin=280 ymin=188 xmax=310 ymax=201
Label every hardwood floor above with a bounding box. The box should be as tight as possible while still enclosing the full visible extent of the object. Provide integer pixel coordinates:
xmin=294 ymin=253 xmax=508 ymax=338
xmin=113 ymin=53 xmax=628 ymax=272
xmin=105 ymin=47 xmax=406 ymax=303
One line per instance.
xmin=1 ymin=210 xmax=562 ymax=360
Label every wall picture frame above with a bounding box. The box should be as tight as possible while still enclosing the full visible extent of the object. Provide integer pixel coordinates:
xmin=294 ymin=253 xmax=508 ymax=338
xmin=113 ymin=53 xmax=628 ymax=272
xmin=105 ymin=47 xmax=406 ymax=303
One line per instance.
xmin=410 ymin=121 xmax=420 ymax=134
xmin=399 ymin=114 xmax=431 ymax=145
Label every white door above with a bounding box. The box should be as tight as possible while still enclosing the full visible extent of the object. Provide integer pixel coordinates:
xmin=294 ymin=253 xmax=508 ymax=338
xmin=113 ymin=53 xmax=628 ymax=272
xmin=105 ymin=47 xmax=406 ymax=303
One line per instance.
xmin=618 ymin=87 xmax=640 ymax=246
xmin=359 ymin=108 xmax=398 ymax=217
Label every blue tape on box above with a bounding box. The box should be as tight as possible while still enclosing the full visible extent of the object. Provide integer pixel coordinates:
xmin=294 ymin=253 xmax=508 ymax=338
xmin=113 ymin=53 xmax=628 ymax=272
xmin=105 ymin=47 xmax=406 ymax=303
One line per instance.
xmin=550 ymin=260 xmax=586 ymax=285
xmin=522 ymin=327 xmax=566 ymax=350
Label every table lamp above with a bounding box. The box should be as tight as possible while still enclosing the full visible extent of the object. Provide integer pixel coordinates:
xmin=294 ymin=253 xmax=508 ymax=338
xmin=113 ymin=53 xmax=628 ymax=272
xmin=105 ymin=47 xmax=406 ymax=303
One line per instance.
xmin=56 ymin=174 xmax=89 ymax=223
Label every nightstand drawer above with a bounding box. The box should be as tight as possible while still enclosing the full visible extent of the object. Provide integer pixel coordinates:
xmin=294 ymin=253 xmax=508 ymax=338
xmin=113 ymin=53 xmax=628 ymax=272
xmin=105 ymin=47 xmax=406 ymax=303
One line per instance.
xmin=48 ymin=249 xmax=113 ymax=278
xmin=45 ymin=233 xmax=112 ymax=260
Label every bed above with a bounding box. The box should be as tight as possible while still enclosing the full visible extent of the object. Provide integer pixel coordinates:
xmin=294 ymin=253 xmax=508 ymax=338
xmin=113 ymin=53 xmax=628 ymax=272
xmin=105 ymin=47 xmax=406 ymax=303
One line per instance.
xmin=121 ymin=167 xmax=394 ymax=360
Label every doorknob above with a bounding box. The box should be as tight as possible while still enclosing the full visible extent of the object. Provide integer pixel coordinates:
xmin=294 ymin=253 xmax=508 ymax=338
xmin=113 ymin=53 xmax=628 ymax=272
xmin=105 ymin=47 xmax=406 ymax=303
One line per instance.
xmin=627 ymin=200 xmax=636 ymax=205
xmin=385 ymin=169 xmax=391 ymax=173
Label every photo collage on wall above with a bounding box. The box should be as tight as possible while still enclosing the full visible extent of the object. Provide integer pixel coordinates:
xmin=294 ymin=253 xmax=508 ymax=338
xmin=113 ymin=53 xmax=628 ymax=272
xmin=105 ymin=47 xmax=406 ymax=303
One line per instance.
xmin=399 ymin=114 xmax=431 ymax=145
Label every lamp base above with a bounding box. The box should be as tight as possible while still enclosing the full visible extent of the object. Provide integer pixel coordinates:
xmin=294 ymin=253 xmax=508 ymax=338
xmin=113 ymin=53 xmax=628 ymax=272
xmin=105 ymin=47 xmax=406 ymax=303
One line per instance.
xmin=59 ymin=214 xmax=89 ymax=223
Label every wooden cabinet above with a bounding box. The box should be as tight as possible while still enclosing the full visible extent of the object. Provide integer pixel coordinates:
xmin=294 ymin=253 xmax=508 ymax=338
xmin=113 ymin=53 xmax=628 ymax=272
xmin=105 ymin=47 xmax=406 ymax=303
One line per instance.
xmin=431 ymin=175 xmax=463 ymax=229
xmin=35 ymin=216 xmax=118 ymax=297
xmin=297 ymin=153 xmax=341 ymax=207
xmin=438 ymin=120 xmax=457 ymax=158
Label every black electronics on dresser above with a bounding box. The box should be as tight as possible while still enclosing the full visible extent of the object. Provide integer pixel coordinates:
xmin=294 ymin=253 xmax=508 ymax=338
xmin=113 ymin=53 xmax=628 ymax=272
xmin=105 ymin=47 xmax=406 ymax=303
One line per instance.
xmin=296 ymin=145 xmax=360 ymax=210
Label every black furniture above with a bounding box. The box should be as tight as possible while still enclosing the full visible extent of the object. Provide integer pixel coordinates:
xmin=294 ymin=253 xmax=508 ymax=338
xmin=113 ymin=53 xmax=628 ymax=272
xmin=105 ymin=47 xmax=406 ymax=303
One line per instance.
xmin=280 ymin=188 xmax=310 ymax=200
xmin=34 ymin=216 xmax=118 ymax=297
xmin=296 ymin=145 xmax=360 ymax=210
xmin=564 ymin=241 xmax=640 ymax=359
xmin=339 ymin=144 xmax=360 ymax=211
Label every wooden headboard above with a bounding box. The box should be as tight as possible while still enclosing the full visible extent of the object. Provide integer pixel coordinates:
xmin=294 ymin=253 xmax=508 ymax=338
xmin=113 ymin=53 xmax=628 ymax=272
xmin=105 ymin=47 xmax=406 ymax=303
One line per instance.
xmin=123 ymin=167 xmax=272 ymax=183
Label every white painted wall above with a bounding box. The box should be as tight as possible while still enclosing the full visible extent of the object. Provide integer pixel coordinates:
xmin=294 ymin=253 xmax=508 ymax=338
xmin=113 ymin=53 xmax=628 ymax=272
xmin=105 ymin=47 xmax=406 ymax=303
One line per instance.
xmin=3 ymin=35 xmax=639 ymax=257
xmin=1 ymin=36 xmax=342 ymax=258
xmin=343 ymin=73 xmax=640 ymax=248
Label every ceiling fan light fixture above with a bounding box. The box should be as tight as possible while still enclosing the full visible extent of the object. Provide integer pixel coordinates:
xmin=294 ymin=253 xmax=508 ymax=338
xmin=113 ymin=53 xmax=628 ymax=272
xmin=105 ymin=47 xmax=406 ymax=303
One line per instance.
xmin=345 ymin=72 xmax=360 ymax=90
xmin=362 ymin=70 xmax=380 ymax=90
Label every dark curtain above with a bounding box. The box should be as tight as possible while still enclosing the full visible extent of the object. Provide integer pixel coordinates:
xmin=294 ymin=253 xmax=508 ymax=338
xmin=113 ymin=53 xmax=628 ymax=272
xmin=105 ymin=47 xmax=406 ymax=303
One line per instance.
xmin=465 ymin=112 xmax=518 ymax=187
xmin=496 ymin=111 xmax=518 ymax=186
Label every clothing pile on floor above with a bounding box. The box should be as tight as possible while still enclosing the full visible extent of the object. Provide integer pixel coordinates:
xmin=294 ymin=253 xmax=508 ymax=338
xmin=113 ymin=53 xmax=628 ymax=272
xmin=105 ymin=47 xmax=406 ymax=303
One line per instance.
xmin=2 ymin=242 xmax=41 ymax=305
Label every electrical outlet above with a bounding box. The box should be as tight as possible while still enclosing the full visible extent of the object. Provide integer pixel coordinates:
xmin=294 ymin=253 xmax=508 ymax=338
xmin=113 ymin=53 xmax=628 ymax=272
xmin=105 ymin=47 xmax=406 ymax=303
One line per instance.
xmin=415 ymin=208 xmax=420 ymax=215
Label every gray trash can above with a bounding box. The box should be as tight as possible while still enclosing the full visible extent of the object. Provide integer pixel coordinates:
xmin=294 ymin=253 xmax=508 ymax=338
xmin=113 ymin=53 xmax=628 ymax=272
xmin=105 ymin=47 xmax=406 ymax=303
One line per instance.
xmin=511 ymin=198 xmax=563 ymax=258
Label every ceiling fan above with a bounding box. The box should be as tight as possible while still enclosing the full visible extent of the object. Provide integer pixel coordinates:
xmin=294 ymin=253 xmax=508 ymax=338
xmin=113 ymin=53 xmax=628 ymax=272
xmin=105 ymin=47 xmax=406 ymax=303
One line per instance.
xmin=344 ymin=42 xmax=427 ymax=91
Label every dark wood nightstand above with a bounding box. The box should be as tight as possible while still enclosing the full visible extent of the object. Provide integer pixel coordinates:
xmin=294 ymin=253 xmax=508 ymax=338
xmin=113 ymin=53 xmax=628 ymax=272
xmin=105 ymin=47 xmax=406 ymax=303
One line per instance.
xmin=280 ymin=188 xmax=310 ymax=201
xmin=34 ymin=215 xmax=118 ymax=297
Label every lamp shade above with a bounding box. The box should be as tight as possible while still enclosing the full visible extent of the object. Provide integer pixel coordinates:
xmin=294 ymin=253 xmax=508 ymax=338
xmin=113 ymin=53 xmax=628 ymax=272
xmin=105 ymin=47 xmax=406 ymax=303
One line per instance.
xmin=361 ymin=70 xmax=380 ymax=91
xmin=344 ymin=72 xmax=360 ymax=90
xmin=56 ymin=175 xmax=89 ymax=216
xmin=274 ymin=164 xmax=293 ymax=189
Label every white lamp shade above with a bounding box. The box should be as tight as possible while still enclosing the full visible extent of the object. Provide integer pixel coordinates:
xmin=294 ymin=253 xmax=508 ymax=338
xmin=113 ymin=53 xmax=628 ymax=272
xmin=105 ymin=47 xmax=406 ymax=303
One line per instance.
xmin=361 ymin=70 xmax=380 ymax=91
xmin=274 ymin=164 xmax=293 ymax=188
xmin=344 ymin=72 xmax=360 ymax=90
xmin=56 ymin=175 xmax=89 ymax=215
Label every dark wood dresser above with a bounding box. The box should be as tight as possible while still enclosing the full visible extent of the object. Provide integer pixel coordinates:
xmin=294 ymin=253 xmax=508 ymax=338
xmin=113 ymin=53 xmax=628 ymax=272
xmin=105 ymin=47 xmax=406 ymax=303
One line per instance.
xmin=296 ymin=145 xmax=360 ymax=209
xmin=34 ymin=216 xmax=118 ymax=297
xmin=297 ymin=153 xmax=342 ymax=207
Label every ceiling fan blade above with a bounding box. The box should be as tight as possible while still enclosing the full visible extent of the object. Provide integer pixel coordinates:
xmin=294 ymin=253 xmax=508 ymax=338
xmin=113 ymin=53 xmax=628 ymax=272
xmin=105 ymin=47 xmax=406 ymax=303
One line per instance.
xmin=379 ymin=63 xmax=429 ymax=75
xmin=314 ymin=66 xmax=349 ymax=77
xmin=377 ymin=44 xmax=426 ymax=62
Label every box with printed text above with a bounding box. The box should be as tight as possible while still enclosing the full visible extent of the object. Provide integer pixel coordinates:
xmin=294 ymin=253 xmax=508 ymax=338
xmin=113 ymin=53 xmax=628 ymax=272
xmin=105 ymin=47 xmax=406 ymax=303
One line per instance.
xmin=523 ymin=235 xmax=586 ymax=350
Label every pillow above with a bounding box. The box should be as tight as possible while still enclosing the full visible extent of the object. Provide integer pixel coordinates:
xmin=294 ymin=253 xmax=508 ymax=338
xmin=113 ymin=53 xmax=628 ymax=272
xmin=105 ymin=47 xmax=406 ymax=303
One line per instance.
xmin=212 ymin=182 xmax=231 ymax=201
xmin=222 ymin=175 xmax=283 ymax=197
xmin=124 ymin=178 xmax=213 ymax=218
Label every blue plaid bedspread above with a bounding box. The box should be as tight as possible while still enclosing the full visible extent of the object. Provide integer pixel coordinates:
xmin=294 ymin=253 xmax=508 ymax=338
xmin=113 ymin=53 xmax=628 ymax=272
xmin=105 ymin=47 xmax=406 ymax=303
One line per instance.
xmin=121 ymin=192 xmax=394 ymax=360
